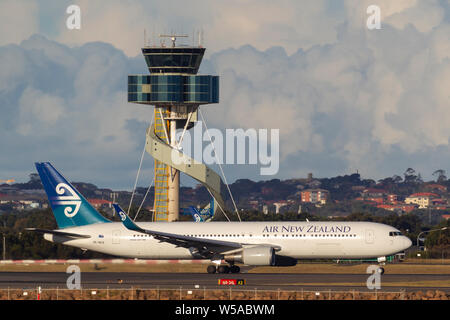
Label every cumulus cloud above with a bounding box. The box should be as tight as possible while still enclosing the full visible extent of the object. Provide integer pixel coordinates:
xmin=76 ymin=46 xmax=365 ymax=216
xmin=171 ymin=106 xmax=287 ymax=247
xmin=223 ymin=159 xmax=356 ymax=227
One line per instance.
xmin=56 ymin=0 xmax=150 ymax=57
xmin=0 ymin=35 xmax=151 ymax=187
xmin=381 ymin=0 xmax=445 ymax=33
xmin=201 ymin=7 xmax=450 ymax=181
xmin=0 ymin=1 xmax=450 ymax=188
xmin=17 ymin=0 xmax=347 ymax=57
xmin=17 ymin=87 xmax=65 ymax=135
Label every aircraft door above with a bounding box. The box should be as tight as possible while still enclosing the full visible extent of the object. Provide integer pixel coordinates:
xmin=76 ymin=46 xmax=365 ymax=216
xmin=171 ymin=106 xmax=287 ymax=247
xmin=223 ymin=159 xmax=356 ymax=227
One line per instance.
xmin=112 ymin=230 xmax=120 ymax=244
xmin=365 ymin=229 xmax=374 ymax=244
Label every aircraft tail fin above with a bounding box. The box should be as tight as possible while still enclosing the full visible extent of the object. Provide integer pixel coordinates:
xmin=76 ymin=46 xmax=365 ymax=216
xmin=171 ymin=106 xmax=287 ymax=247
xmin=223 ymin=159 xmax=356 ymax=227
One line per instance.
xmin=188 ymin=206 xmax=204 ymax=222
xmin=35 ymin=162 xmax=111 ymax=229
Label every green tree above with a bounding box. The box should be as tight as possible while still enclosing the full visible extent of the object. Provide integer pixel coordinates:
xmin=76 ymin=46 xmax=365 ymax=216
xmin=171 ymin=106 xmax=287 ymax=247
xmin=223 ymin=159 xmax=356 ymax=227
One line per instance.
xmin=432 ymin=169 xmax=447 ymax=183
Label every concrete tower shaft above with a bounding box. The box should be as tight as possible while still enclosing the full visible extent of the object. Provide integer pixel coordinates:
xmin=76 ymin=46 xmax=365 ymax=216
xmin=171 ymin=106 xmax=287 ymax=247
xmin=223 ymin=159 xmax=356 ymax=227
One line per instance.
xmin=168 ymin=107 xmax=180 ymax=222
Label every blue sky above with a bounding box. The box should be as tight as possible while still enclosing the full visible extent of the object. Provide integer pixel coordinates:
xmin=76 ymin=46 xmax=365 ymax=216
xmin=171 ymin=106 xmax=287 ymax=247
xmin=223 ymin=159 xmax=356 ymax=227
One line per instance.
xmin=1 ymin=0 xmax=450 ymax=189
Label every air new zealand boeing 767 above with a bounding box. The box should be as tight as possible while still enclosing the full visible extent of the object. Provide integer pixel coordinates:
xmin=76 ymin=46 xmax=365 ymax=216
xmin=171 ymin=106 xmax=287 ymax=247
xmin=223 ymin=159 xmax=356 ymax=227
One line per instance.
xmin=27 ymin=162 xmax=411 ymax=274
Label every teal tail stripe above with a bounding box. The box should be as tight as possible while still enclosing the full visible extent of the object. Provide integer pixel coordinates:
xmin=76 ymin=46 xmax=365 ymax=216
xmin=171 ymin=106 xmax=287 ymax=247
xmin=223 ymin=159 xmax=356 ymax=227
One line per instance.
xmin=35 ymin=162 xmax=111 ymax=229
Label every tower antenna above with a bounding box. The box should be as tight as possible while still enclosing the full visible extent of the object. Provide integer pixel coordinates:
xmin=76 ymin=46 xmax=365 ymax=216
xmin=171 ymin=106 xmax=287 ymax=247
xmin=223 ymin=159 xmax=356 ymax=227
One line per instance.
xmin=198 ymin=29 xmax=204 ymax=47
xmin=159 ymin=33 xmax=188 ymax=48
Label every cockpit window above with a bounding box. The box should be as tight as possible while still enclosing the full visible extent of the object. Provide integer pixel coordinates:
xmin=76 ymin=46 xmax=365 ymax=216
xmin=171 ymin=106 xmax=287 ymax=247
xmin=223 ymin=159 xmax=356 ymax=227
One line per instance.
xmin=389 ymin=231 xmax=402 ymax=236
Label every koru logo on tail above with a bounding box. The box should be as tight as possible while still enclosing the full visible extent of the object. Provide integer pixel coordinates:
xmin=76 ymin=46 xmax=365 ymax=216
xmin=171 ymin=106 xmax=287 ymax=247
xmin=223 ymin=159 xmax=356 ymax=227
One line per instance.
xmin=118 ymin=210 xmax=127 ymax=222
xmin=51 ymin=183 xmax=81 ymax=218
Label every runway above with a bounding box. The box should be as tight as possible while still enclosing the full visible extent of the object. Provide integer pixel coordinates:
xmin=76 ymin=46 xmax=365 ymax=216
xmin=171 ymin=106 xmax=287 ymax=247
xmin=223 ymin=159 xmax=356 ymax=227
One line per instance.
xmin=0 ymin=272 xmax=448 ymax=292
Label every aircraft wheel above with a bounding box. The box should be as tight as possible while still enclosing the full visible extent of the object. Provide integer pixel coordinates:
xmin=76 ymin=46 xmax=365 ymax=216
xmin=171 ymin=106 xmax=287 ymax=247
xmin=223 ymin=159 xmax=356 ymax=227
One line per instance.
xmin=230 ymin=265 xmax=240 ymax=273
xmin=377 ymin=267 xmax=385 ymax=275
xmin=217 ymin=265 xmax=230 ymax=274
xmin=207 ymin=265 xmax=217 ymax=274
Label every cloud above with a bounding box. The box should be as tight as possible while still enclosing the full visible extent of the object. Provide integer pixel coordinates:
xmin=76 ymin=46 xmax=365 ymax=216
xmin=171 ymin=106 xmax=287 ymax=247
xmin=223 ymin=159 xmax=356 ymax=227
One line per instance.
xmin=381 ymin=0 xmax=445 ymax=33
xmin=17 ymin=87 xmax=65 ymax=135
xmin=8 ymin=0 xmax=347 ymax=57
xmin=0 ymin=35 xmax=151 ymax=187
xmin=0 ymin=0 xmax=39 ymax=46
xmin=56 ymin=0 xmax=150 ymax=57
xmin=202 ymin=13 xmax=450 ymax=181
xmin=1 ymin=1 xmax=450 ymax=188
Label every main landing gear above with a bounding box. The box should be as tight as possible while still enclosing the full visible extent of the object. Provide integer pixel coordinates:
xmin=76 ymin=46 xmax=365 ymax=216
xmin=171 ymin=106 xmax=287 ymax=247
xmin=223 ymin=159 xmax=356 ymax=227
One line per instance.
xmin=207 ymin=264 xmax=240 ymax=274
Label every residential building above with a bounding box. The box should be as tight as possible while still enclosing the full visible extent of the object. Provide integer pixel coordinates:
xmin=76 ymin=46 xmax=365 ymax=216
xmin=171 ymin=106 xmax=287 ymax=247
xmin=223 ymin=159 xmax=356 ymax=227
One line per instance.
xmin=387 ymin=194 xmax=398 ymax=203
xmin=377 ymin=203 xmax=417 ymax=213
xmin=273 ymin=201 xmax=288 ymax=214
xmin=425 ymin=184 xmax=447 ymax=193
xmin=300 ymin=189 xmax=329 ymax=205
xmin=404 ymin=192 xmax=439 ymax=209
xmin=362 ymin=188 xmax=387 ymax=198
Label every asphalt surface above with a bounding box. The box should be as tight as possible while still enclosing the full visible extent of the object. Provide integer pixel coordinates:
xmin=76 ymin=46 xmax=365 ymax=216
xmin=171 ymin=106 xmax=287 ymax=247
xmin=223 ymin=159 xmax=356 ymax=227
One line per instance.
xmin=0 ymin=272 xmax=448 ymax=292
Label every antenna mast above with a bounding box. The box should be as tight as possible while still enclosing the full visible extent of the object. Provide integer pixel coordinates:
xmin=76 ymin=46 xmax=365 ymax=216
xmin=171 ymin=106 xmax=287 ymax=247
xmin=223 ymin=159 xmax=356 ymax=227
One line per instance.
xmin=159 ymin=34 xmax=188 ymax=47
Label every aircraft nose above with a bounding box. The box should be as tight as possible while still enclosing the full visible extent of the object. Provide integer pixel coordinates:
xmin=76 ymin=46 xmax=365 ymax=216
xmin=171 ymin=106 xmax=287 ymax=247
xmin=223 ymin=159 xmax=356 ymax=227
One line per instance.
xmin=403 ymin=237 xmax=412 ymax=249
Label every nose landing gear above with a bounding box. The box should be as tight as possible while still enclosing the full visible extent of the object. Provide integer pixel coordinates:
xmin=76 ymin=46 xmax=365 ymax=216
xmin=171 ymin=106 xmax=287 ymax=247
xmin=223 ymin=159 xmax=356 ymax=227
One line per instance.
xmin=377 ymin=266 xmax=385 ymax=275
xmin=376 ymin=256 xmax=386 ymax=275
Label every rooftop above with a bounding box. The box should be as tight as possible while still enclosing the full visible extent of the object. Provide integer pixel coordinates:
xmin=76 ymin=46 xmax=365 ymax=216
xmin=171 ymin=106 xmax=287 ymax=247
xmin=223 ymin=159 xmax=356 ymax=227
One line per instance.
xmin=408 ymin=192 xmax=440 ymax=198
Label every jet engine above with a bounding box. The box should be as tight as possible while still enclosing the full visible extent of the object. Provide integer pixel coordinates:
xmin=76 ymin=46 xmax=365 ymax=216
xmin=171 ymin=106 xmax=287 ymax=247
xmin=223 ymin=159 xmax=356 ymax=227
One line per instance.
xmin=224 ymin=246 xmax=298 ymax=266
xmin=225 ymin=246 xmax=274 ymax=266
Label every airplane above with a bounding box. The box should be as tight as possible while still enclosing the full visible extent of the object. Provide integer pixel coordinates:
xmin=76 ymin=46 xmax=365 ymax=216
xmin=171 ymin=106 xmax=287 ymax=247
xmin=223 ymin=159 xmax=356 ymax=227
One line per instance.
xmin=188 ymin=206 xmax=204 ymax=222
xmin=26 ymin=162 xmax=412 ymax=274
xmin=184 ymin=198 xmax=214 ymax=222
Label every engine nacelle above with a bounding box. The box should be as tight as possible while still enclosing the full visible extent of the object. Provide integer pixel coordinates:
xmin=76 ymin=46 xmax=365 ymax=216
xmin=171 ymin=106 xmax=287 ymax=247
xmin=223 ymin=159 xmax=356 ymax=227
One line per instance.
xmin=243 ymin=246 xmax=275 ymax=265
xmin=225 ymin=246 xmax=275 ymax=266
xmin=224 ymin=247 xmax=298 ymax=266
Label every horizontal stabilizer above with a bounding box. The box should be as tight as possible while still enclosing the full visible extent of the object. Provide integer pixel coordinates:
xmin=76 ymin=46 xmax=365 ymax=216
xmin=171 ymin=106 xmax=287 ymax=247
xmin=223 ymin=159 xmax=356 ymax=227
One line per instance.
xmin=25 ymin=228 xmax=91 ymax=239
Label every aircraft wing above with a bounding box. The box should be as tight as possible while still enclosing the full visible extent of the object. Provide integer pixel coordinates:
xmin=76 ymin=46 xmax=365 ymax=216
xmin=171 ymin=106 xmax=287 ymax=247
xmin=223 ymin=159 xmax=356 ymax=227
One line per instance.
xmin=113 ymin=204 xmax=242 ymax=259
xmin=25 ymin=228 xmax=91 ymax=239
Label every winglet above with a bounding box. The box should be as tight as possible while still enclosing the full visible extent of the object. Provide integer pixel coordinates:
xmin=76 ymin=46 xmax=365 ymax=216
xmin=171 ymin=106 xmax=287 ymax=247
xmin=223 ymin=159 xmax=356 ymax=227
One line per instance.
xmin=112 ymin=204 xmax=144 ymax=233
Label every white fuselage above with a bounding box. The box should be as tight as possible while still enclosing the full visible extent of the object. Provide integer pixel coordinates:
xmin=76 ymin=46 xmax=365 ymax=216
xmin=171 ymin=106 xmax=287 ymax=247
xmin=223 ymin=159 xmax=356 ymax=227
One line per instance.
xmin=44 ymin=221 xmax=412 ymax=261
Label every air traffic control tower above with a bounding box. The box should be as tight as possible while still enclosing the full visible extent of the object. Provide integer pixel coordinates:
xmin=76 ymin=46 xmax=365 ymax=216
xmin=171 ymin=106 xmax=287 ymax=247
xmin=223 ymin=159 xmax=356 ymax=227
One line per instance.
xmin=128 ymin=35 xmax=225 ymax=222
